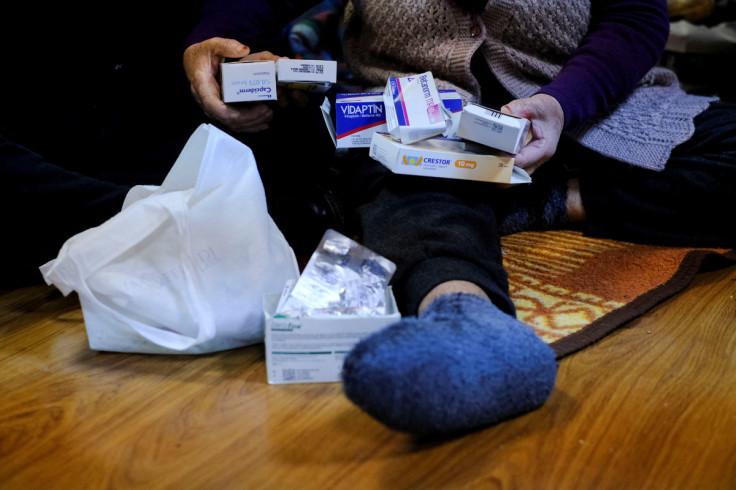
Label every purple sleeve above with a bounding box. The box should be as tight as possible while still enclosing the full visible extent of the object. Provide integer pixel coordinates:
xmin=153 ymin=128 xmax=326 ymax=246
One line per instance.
xmin=537 ymin=0 xmax=670 ymax=130
xmin=185 ymin=0 xmax=320 ymax=51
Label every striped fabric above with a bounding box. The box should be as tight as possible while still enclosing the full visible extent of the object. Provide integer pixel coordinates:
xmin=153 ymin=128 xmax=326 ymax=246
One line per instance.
xmin=500 ymin=230 xmax=735 ymax=357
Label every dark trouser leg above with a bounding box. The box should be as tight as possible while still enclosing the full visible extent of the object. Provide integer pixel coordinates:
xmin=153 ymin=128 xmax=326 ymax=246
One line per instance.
xmin=578 ymin=101 xmax=736 ymax=248
xmin=1 ymin=135 xmax=130 ymax=287
xmin=346 ymin=156 xmax=514 ymax=316
xmin=341 ymin=157 xmax=556 ymax=436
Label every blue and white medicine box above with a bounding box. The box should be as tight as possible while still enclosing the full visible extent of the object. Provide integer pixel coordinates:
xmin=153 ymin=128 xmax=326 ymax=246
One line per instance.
xmin=321 ymin=90 xmax=463 ymax=149
xmin=220 ymin=60 xmax=278 ymax=103
xmin=384 ymin=72 xmax=452 ymax=144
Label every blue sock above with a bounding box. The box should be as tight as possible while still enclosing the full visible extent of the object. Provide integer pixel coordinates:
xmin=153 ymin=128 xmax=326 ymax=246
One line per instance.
xmin=341 ymin=293 xmax=558 ymax=435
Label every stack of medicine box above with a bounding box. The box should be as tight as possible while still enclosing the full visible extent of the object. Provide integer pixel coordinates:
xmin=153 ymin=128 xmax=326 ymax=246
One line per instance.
xmin=261 ymin=72 xmax=531 ymax=385
xmin=323 ymin=71 xmax=532 ymax=184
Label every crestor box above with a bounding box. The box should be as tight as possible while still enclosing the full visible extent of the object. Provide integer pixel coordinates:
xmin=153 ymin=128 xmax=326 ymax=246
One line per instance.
xmin=264 ymin=287 xmax=401 ymax=384
xmin=220 ymin=60 xmax=277 ymax=103
xmin=369 ymin=132 xmax=531 ymax=184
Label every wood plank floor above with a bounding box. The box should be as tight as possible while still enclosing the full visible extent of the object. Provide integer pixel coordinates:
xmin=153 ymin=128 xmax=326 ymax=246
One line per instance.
xmin=2 ymin=263 xmax=735 ymax=489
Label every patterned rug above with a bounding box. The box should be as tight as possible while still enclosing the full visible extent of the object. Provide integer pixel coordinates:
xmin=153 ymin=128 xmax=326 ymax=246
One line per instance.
xmin=501 ymin=230 xmax=736 ymax=358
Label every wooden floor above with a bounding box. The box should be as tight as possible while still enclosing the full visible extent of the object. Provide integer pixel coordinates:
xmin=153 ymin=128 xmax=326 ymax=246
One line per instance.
xmin=2 ymin=263 xmax=736 ymax=489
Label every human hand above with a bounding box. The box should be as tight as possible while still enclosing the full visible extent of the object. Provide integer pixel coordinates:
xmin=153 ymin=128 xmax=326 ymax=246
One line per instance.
xmin=183 ymin=37 xmax=282 ymax=133
xmin=502 ymin=94 xmax=564 ymax=176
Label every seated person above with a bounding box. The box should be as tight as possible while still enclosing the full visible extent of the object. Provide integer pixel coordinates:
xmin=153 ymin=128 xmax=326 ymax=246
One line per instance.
xmin=183 ymin=0 xmax=736 ymax=435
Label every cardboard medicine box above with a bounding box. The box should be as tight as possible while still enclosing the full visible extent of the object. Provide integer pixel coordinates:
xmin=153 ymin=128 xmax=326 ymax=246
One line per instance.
xmin=322 ymin=90 xmax=463 ymax=149
xmin=276 ymin=59 xmax=337 ymax=93
xmin=220 ymin=60 xmax=277 ymax=103
xmin=384 ymin=72 xmax=452 ymax=144
xmin=456 ymin=103 xmax=531 ymax=154
xmin=369 ymin=132 xmax=531 ymax=184
xmin=264 ymin=288 xmax=401 ymax=384
xmin=276 ymin=59 xmax=337 ymax=84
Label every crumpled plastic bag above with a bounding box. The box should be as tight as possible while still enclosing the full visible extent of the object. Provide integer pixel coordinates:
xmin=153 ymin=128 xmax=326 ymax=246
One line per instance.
xmin=41 ymin=124 xmax=300 ymax=354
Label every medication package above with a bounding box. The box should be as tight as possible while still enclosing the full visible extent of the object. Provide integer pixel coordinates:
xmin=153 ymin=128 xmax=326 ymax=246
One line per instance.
xmin=264 ymin=229 xmax=400 ymax=384
xmin=220 ymin=59 xmax=337 ymax=103
xmin=321 ymin=90 xmax=462 ymax=149
xmin=457 ymin=103 xmax=531 ymax=154
xmin=368 ymin=71 xmax=533 ymax=183
xmin=369 ymin=132 xmax=531 ymax=184
xmin=220 ymin=60 xmax=278 ymax=103
xmin=276 ymin=58 xmax=337 ymax=93
xmin=275 ymin=229 xmax=396 ymax=318
xmin=383 ymin=72 xmax=455 ymax=144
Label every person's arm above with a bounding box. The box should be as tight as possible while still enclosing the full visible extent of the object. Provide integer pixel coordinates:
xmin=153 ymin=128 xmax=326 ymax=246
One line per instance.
xmin=183 ymin=0 xmax=320 ymax=133
xmin=507 ymin=0 xmax=670 ymax=175
xmin=537 ymin=0 xmax=671 ymax=130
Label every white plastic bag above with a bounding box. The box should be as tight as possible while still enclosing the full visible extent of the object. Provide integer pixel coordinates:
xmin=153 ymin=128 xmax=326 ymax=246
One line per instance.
xmin=41 ymin=124 xmax=300 ymax=354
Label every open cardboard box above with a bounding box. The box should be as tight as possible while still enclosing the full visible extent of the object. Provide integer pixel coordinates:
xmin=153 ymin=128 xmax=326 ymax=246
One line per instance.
xmin=263 ymin=287 xmax=401 ymax=384
xmin=368 ymin=132 xmax=531 ymax=184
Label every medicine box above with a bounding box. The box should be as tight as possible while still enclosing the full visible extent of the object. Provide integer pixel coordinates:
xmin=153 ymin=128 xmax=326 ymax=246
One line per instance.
xmin=276 ymin=59 xmax=337 ymax=84
xmin=322 ymin=90 xmax=462 ymax=149
xmin=263 ymin=287 xmax=401 ymax=384
xmin=456 ymin=103 xmax=531 ymax=154
xmin=369 ymin=132 xmax=531 ymax=184
xmin=384 ymin=72 xmax=451 ymax=144
xmin=220 ymin=60 xmax=277 ymax=103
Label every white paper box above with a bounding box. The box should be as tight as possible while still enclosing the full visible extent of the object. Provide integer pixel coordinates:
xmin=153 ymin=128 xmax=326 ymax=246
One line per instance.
xmin=264 ymin=288 xmax=401 ymax=384
xmin=369 ymin=132 xmax=531 ymax=184
xmin=456 ymin=103 xmax=531 ymax=154
xmin=220 ymin=60 xmax=277 ymax=103
xmin=384 ymin=72 xmax=453 ymax=144
xmin=276 ymin=59 xmax=337 ymax=84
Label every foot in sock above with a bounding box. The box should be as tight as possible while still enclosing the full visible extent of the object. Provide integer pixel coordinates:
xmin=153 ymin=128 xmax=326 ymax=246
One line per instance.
xmin=341 ymin=293 xmax=557 ymax=435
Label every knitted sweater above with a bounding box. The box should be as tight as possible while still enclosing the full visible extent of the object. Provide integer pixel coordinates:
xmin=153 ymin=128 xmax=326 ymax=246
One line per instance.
xmin=342 ymin=0 xmax=717 ymax=170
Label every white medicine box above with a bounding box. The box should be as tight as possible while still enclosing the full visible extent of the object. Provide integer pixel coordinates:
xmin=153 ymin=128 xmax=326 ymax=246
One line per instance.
xmin=263 ymin=288 xmax=401 ymax=384
xmin=456 ymin=103 xmax=531 ymax=154
xmin=220 ymin=60 xmax=277 ymax=103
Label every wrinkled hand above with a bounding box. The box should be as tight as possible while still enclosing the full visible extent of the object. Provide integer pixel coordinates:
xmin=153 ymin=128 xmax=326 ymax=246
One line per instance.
xmin=502 ymin=94 xmax=565 ymax=176
xmin=183 ymin=37 xmax=282 ymax=133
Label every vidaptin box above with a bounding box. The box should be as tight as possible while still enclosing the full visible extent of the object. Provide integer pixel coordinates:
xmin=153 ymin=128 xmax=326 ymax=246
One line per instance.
xmin=331 ymin=92 xmax=386 ymax=148
xmin=322 ymin=90 xmax=462 ymax=149
xmin=263 ymin=287 xmax=400 ymax=384
xmin=220 ymin=60 xmax=277 ymax=103
xmin=457 ymin=103 xmax=531 ymax=154
xmin=369 ymin=132 xmax=531 ymax=184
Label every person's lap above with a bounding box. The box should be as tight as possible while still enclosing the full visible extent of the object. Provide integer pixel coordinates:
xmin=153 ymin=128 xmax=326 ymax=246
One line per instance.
xmin=576 ymin=101 xmax=736 ymax=248
xmin=342 ymin=101 xmax=736 ymax=315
